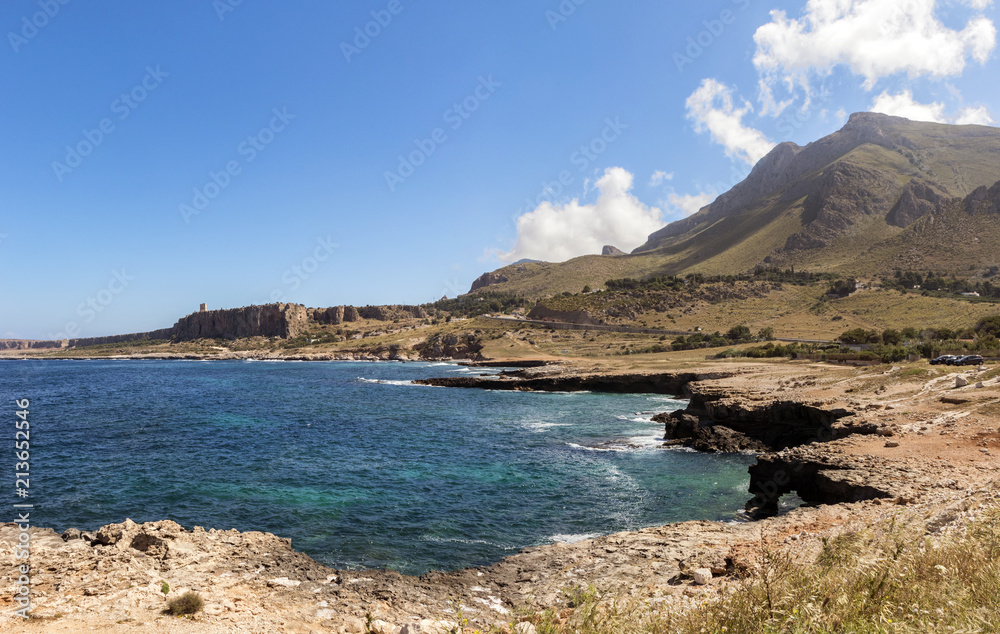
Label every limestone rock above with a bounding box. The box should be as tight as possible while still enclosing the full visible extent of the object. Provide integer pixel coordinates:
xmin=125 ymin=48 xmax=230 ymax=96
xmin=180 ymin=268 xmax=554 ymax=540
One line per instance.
xmin=956 ymin=376 xmax=969 ymax=388
xmin=692 ymin=568 xmax=712 ymax=585
xmin=171 ymin=303 xmax=310 ymax=341
xmin=470 ymin=271 xmax=509 ymax=291
xmin=601 ymin=245 xmax=625 ymax=256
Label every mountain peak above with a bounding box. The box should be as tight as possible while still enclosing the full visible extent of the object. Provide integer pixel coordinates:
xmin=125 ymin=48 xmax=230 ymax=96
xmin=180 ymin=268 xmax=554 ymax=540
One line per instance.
xmin=633 ymin=114 xmax=1000 ymax=255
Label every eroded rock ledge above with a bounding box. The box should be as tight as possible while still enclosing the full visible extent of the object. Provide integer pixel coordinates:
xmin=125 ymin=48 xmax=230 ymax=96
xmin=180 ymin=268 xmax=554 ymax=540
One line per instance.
xmin=654 ymin=384 xmax=880 ymax=454
xmin=413 ymin=370 xmax=738 ymax=395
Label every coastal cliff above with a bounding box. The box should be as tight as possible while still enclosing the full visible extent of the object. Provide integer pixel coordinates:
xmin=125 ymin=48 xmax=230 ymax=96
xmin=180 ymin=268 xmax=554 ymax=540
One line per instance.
xmin=4 ymin=302 xmax=437 ymax=350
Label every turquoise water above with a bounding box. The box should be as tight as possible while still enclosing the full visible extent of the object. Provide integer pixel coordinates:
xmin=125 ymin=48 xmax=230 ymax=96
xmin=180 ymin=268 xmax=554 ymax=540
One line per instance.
xmin=3 ymin=359 xmax=753 ymax=574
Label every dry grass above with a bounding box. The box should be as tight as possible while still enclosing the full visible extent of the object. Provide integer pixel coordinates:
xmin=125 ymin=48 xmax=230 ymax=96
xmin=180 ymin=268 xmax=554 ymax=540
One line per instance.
xmin=505 ymin=499 xmax=1000 ymax=633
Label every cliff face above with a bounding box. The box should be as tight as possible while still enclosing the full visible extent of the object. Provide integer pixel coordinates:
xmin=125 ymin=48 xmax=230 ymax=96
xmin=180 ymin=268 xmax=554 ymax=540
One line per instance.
xmin=356 ymin=305 xmax=427 ymax=321
xmin=0 ymin=339 xmax=66 ymax=351
xmin=7 ymin=301 xmax=441 ymax=351
xmin=171 ymin=304 xmax=311 ymax=341
xmin=470 ymin=272 xmax=509 ymax=292
xmin=526 ymin=304 xmax=600 ymax=325
xmin=68 ymin=329 xmax=174 ymax=348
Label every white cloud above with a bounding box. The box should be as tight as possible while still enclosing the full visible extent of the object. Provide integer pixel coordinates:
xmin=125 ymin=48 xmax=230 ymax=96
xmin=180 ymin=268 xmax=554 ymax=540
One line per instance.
xmin=871 ymin=89 xmax=947 ymax=122
xmin=666 ymin=190 xmax=716 ymax=218
xmin=753 ymin=0 xmax=997 ymax=113
xmin=686 ymin=79 xmax=777 ymax=166
xmin=870 ymin=89 xmax=995 ymax=124
xmin=955 ymin=104 xmax=995 ymax=124
xmin=649 ymin=170 xmax=674 ymax=186
xmin=498 ymin=167 xmax=663 ymax=263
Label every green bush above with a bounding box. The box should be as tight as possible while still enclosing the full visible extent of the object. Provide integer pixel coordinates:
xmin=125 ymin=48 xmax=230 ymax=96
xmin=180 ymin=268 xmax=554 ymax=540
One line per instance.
xmin=165 ymin=591 xmax=203 ymax=616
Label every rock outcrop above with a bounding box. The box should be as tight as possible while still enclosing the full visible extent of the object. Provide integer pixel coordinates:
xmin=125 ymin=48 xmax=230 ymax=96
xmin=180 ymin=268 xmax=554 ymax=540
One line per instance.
xmin=656 ymin=382 xmax=873 ymax=453
xmin=746 ymin=447 xmax=898 ymax=516
xmin=470 ymin=271 xmax=509 ymax=292
xmin=308 ymin=306 xmax=352 ymax=325
xmin=415 ymin=371 xmax=738 ymax=394
xmin=68 ymin=329 xmax=174 ymax=348
xmin=964 ymin=180 xmax=1000 ymax=215
xmin=170 ymin=304 xmax=311 ymax=341
xmin=886 ymin=179 xmax=946 ymax=227
xmin=601 ymin=245 xmax=625 ymax=256
xmin=782 ymin=162 xmax=902 ymax=251
xmin=356 ymin=305 xmax=428 ymax=321
xmin=0 ymin=339 xmax=66 ymax=350
xmin=417 ymin=333 xmax=484 ymax=360
xmin=526 ymin=304 xmax=600 ymax=325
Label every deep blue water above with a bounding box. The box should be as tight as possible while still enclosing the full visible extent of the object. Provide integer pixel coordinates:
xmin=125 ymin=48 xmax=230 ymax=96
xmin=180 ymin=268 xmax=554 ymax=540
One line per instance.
xmin=2 ymin=359 xmax=753 ymax=575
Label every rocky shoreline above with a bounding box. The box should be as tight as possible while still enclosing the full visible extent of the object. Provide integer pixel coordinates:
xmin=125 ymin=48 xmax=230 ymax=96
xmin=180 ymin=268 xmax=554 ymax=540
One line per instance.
xmin=4 ymin=359 xmax=1000 ymax=632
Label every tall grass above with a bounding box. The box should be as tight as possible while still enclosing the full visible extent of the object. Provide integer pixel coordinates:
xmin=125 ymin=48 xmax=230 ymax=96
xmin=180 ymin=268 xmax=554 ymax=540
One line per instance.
xmin=510 ymin=502 xmax=1000 ymax=633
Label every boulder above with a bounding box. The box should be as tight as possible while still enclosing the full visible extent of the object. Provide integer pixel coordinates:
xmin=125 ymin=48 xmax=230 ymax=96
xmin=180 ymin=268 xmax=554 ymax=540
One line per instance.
xmin=692 ymin=568 xmax=712 ymax=585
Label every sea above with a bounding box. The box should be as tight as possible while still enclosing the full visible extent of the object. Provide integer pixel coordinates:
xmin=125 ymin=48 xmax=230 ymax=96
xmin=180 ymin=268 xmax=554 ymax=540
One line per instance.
xmin=2 ymin=359 xmax=754 ymax=575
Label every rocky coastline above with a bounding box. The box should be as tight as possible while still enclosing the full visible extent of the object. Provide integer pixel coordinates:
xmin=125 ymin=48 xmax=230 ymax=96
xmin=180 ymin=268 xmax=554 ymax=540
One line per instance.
xmin=4 ymin=358 xmax=1000 ymax=631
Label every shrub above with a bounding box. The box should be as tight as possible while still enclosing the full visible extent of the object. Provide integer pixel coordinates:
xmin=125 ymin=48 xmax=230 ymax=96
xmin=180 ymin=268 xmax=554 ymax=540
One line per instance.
xmin=839 ymin=328 xmax=881 ymax=345
xmin=165 ymin=592 xmax=203 ymax=616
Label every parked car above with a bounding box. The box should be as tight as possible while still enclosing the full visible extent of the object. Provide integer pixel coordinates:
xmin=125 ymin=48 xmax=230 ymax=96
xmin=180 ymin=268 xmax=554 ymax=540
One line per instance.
xmin=959 ymin=355 xmax=984 ymax=366
xmin=945 ymin=355 xmax=970 ymax=365
xmin=930 ymin=355 xmax=957 ymax=365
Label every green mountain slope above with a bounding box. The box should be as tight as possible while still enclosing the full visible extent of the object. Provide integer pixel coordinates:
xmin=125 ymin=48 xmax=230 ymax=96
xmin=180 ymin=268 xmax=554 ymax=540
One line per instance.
xmin=472 ymin=113 xmax=1000 ymax=298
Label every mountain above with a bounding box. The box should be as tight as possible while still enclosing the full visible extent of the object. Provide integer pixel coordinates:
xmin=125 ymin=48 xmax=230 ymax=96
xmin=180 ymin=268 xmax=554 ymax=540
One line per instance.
xmin=632 ymin=112 xmax=1000 ymax=269
xmin=471 ymin=113 xmax=1000 ymax=296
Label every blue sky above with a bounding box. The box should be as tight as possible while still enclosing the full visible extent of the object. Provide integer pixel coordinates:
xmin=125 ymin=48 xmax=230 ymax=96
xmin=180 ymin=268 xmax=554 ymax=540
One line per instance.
xmin=2 ymin=0 xmax=998 ymax=339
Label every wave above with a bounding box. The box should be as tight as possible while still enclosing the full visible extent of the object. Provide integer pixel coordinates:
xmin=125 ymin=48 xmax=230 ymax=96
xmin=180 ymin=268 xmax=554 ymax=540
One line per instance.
xmin=565 ymin=442 xmax=629 ymax=453
xmin=645 ymin=396 xmax=688 ymax=405
xmin=615 ymin=414 xmax=655 ymax=423
xmin=422 ymin=535 xmax=500 ymax=546
xmin=522 ymin=421 xmax=570 ymax=432
xmin=356 ymin=378 xmax=417 ymax=387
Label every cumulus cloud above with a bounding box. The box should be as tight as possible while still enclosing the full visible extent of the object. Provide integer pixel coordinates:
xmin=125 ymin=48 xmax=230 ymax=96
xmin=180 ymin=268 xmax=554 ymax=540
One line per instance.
xmin=666 ymin=190 xmax=716 ymax=218
xmin=498 ymin=167 xmax=663 ymax=263
xmin=955 ymin=105 xmax=995 ymax=124
xmin=871 ymin=89 xmax=995 ymax=124
xmin=686 ymin=79 xmax=777 ymax=166
xmin=870 ymin=90 xmax=947 ymax=122
xmin=753 ymin=0 xmax=997 ymax=113
xmin=649 ymin=170 xmax=674 ymax=186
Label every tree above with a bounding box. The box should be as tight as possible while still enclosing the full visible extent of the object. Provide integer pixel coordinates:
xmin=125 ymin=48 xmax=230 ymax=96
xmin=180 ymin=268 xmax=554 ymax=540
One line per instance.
xmin=881 ymin=329 xmax=902 ymax=346
xmin=582 ymin=285 xmax=592 ymax=293
xmin=839 ymin=328 xmax=881 ymax=345
xmin=757 ymin=326 xmax=775 ymax=341
xmin=725 ymin=325 xmax=753 ymax=343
